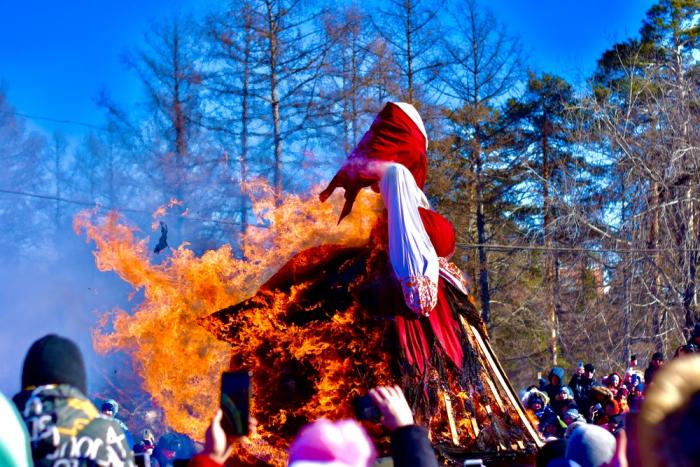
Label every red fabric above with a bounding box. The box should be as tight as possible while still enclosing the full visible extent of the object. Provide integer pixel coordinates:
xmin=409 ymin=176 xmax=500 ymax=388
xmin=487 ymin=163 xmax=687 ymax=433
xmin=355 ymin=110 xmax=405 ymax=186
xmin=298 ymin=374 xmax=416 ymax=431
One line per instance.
xmin=320 ymin=102 xmax=427 ymax=223
xmin=394 ymin=209 xmax=461 ymax=371
xmin=187 ymin=454 xmax=222 ymax=467
xmin=418 ymin=208 xmax=455 ymax=258
xmin=395 ymin=279 xmax=464 ymax=372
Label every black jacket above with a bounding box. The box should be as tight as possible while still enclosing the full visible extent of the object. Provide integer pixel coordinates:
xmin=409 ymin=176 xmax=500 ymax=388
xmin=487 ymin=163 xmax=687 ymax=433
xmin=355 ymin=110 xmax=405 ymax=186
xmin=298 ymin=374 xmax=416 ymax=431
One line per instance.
xmin=13 ymin=384 xmax=135 ymax=466
xmin=391 ymin=425 xmax=439 ymax=467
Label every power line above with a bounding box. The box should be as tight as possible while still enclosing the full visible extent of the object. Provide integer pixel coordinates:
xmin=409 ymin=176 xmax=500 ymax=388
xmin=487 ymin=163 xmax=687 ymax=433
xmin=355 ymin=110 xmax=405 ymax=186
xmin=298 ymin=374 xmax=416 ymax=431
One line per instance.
xmin=0 ymin=188 xmax=244 ymax=228
xmin=456 ymin=242 xmax=699 ymax=254
xmin=0 ymin=110 xmax=106 ymax=131
xmin=2 ymin=187 xmax=695 ymax=253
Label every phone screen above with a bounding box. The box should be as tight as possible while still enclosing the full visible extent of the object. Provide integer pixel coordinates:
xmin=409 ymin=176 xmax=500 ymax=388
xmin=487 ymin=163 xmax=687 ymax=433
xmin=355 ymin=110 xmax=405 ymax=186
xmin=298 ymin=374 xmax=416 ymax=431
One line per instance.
xmin=221 ymin=371 xmax=251 ymax=436
xmin=353 ymin=395 xmax=380 ymax=422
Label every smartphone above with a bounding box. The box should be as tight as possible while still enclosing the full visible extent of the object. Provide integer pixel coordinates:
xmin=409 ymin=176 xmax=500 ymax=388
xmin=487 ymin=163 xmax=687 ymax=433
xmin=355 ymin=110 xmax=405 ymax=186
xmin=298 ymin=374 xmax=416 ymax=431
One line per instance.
xmin=353 ymin=395 xmax=380 ymax=422
xmin=221 ymin=371 xmax=251 ymax=436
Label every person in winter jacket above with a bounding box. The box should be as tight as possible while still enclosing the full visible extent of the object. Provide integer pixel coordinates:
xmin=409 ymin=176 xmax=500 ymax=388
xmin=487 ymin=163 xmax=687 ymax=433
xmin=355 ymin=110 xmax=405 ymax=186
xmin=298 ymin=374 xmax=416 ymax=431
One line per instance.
xmin=523 ymin=388 xmax=561 ymax=437
xmin=12 ymin=334 xmax=135 ymax=466
xmin=542 ymin=367 xmax=565 ymax=401
xmin=644 ymin=352 xmax=664 ymax=386
xmin=576 ymin=364 xmax=600 ymax=419
xmin=100 ymin=398 xmax=133 ymax=448
xmin=568 ymin=363 xmax=585 ymax=400
xmin=551 ymin=385 xmax=575 ymax=417
xmin=0 ymin=392 xmax=33 ymax=467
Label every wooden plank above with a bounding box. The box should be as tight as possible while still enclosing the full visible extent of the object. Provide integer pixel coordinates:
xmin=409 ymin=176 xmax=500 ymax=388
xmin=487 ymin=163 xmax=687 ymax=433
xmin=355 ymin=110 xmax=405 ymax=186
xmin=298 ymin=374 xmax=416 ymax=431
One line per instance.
xmin=462 ymin=317 xmax=543 ymax=447
xmin=443 ymin=391 xmax=460 ymax=445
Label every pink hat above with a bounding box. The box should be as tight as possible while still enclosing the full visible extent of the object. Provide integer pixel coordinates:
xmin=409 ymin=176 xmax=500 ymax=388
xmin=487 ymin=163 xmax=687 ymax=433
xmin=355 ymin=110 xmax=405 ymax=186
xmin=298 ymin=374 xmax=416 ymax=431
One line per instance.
xmin=288 ymin=419 xmax=377 ymax=467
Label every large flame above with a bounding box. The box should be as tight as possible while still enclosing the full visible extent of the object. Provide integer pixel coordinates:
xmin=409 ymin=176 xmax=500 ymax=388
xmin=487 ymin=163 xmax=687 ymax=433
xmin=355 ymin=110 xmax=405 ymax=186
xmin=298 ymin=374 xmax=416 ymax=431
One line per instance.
xmin=74 ymin=180 xmax=381 ymax=443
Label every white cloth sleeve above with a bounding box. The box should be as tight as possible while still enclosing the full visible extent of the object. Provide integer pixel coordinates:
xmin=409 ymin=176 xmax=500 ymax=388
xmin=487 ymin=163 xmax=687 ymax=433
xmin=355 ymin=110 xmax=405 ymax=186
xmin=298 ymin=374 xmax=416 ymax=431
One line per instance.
xmin=379 ymin=163 xmax=439 ymax=316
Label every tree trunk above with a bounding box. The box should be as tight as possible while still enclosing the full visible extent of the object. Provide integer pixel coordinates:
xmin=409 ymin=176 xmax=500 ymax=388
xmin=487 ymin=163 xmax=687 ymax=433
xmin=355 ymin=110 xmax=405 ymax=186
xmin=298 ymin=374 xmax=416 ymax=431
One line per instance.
xmin=404 ymin=0 xmax=414 ymax=104
xmin=266 ymin=1 xmax=283 ymax=203
xmin=542 ymin=130 xmax=557 ymax=365
xmin=649 ymin=182 xmax=664 ymax=353
xmin=239 ymin=11 xmax=252 ymax=241
xmin=472 ymin=129 xmax=491 ymax=324
xmin=172 ymin=23 xmax=187 ymax=244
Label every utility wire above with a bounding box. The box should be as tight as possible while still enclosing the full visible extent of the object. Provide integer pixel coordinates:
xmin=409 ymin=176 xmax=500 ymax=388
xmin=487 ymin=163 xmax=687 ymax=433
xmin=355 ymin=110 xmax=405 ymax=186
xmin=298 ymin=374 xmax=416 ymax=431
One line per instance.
xmin=456 ymin=242 xmax=699 ymax=254
xmin=2 ymin=187 xmax=696 ymax=253
xmin=0 ymin=110 xmax=106 ymax=131
xmin=0 ymin=188 xmax=244 ymax=227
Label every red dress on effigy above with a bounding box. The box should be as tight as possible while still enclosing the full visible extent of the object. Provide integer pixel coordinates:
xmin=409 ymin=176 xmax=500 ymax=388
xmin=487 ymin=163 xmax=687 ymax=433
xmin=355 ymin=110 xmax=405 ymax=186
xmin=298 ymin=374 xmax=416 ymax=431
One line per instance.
xmin=204 ymin=103 xmax=540 ymax=463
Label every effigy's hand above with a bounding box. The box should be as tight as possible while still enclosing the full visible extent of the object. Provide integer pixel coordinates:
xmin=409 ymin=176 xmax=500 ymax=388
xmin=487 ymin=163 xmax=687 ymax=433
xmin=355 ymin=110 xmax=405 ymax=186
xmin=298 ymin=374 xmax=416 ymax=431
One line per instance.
xmin=319 ymin=159 xmax=390 ymax=223
xmin=369 ymin=385 xmax=415 ymax=432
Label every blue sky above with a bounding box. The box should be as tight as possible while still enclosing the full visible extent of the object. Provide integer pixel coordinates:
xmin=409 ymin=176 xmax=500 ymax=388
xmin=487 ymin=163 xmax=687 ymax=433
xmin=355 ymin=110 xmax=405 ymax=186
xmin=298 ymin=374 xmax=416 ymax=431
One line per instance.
xmin=0 ymin=0 xmax=656 ymax=137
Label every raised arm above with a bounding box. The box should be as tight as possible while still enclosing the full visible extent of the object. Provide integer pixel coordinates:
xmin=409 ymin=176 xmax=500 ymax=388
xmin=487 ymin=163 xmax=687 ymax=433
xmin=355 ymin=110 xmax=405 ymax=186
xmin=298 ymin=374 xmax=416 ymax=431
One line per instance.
xmin=379 ymin=163 xmax=439 ymax=316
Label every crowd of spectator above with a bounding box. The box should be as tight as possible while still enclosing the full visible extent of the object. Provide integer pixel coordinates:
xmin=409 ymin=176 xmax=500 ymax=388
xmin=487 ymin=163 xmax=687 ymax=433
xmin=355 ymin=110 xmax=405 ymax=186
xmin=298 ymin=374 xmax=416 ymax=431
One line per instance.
xmin=1 ymin=334 xmax=438 ymax=467
xmin=4 ymin=326 xmax=700 ymax=466
xmin=528 ymin=322 xmax=700 ymax=466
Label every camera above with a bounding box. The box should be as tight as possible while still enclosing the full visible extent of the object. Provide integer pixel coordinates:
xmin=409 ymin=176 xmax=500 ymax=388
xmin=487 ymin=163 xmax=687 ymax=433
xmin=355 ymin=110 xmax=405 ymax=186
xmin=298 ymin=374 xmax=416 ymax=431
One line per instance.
xmin=353 ymin=395 xmax=380 ymax=422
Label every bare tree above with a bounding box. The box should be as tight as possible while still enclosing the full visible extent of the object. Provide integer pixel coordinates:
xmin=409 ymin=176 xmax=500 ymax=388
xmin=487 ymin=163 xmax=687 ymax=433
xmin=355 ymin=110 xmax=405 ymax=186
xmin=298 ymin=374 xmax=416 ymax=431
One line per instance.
xmin=373 ymin=0 xmax=442 ymax=105
xmin=435 ymin=0 xmax=524 ymax=325
xmin=122 ymin=15 xmax=206 ymax=241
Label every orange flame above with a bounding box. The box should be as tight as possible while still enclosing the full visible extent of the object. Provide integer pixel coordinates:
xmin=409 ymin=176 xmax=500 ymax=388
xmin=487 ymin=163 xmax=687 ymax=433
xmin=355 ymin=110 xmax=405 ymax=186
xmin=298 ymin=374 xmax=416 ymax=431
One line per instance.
xmin=75 ymin=181 xmax=381 ymax=444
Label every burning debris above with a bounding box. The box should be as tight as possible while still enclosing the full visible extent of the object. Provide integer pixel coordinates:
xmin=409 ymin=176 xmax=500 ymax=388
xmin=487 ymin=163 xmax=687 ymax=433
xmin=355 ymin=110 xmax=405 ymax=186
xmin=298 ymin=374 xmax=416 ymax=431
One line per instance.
xmin=153 ymin=221 xmax=168 ymax=254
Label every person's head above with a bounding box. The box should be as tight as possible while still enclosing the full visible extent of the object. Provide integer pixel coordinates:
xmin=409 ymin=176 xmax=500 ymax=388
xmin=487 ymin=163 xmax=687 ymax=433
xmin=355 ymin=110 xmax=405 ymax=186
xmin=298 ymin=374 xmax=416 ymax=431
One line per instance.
xmin=526 ymin=390 xmax=549 ymax=412
xmin=630 ymin=373 xmax=642 ymax=388
xmin=536 ymin=439 xmax=567 ymax=467
xmin=617 ymin=386 xmax=630 ymax=400
xmin=556 ymin=386 xmax=574 ymax=401
xmin=650 ymin=352 xmax=664 ymax=368
xmin=675 ymin=343 xmax=698 ymax=357
xmin=575 ymin=362 xmax=585 ymax=376
xmin=20 ymin=334 xmax=87 ymax=394
xmin=541 ymin=417 xmax=560 ymax=437
xmin=101 ymin=399 xmax=118 ymax=418
xmin=604 ymin=399 xmax=620 ymax=417
xmin=584 ymin=363 xmax=595 ymax=379
xmin=549 ymin=367 xmax=564 ymax=386
xmin=142 ymin=429 xmax=155 ymax=444
xmin=606 ymin=372 xmax=621 ymax=389
xmin=288 ymin=419 xmax=376 ymax=467
xmin=560 ymin=399 xmax=577 ymax=415
xmin=638 ymin=354 xmax=700 ymax=467
xmin=563 ymin=409 xmax=581 ymax=426
xmin=565 ymin=424 xmax=616 ymax=467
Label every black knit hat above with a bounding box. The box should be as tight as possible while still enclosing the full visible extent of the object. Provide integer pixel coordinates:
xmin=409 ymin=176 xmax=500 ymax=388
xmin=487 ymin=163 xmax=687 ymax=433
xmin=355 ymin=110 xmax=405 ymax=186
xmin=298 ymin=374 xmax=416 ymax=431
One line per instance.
xmin=652 ymin=352 xmax=664 ymax=361
xmin=584 ymin=363 xmax=595 ymax=372
xmin=21 ymin=334 xmax=87 ymax=394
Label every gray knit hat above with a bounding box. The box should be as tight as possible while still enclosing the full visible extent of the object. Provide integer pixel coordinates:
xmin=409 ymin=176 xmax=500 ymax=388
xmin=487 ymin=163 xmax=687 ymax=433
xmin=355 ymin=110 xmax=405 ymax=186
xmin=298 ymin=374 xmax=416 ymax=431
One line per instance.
xmin=565 ymin=424 xmax=616 ymax=466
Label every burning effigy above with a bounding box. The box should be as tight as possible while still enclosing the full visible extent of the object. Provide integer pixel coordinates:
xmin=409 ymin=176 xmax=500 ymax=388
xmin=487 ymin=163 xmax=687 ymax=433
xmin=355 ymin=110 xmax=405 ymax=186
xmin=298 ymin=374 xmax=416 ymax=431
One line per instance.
xmin=204 ymin=103 xmax=542 ymax=464
xmin=77 ymin=103 xmax=541 ymax=466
